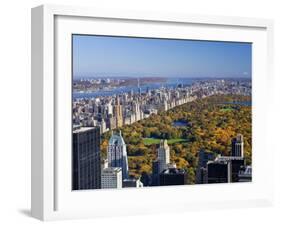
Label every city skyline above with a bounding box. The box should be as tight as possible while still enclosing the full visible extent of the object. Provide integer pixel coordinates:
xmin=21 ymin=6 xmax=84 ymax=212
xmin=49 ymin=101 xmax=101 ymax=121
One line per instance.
xmin=72 ymin=78 xmax=252 ymax=190
xmin=72 ymin=35 xmax=252 ymax=190
xmin=73 ymin=35 xmax=252 ymax=78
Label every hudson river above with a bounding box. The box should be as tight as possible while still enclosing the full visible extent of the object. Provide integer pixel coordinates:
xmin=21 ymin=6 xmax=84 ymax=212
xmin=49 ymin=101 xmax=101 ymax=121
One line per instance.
xmin=73 ymin=77 xmax=195 ymax=99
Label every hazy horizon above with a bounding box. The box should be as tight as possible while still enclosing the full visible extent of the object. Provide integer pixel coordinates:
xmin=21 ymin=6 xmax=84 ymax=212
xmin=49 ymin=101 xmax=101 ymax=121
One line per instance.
xmin=73 ymin=75 xmax=252 ymax=80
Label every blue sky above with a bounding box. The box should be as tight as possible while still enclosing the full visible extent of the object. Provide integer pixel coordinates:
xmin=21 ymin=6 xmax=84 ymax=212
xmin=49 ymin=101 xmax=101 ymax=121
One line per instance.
xmin=73 ymin=35 xmax=252 ymax=78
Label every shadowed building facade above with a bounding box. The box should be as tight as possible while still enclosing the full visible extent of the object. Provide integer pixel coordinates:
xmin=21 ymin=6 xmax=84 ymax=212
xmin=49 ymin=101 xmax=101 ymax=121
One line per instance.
xmin=231 ymin=134 xmax=244 ymax=157
xmin=72 ymin=126 xmax=101 ymax=190
xmin=196 ymin=149 xmax=215 ymax=184
xmin=159 ymin=166 xmax=187 ymax=186
xmin=207 ymin=156 xmax=245 ymax=183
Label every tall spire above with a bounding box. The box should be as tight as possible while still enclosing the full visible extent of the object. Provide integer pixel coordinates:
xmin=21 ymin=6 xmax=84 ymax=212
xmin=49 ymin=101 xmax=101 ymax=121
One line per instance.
xmin=107 ymin=129 xmax=129 ymax=180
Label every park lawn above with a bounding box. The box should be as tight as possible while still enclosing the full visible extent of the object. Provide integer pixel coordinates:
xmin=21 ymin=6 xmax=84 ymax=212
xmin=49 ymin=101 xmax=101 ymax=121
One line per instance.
xmin=220 ymin=107 xmax=233 ymax=112
xmin=143 ymin=137 xmax=187 ymax=145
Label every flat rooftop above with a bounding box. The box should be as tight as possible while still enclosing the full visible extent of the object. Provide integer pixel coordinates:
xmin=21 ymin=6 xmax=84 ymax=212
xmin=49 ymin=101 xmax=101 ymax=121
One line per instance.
xmin=102 ymin=167 xmax=122 ymax=173
xmin=73 ymin=126 xmax=96 ymax=133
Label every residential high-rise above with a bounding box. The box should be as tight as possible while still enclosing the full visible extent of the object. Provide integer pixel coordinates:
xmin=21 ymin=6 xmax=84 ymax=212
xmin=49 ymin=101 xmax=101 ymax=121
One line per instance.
xmin=101 ymin=167 xmax=122 ymax=189
xmin=107 ymin=115 xmax=116 ymax=130
xmin=231 ymin=134 xmax=244 ymax=157
xmin=157 ymin=140 xmax=170 ymax=174
xmin=98 ymin=118 xmax=107 ymax=134
xmin=132 ymin=100 xmax=141 ymax=121
xmin=114 ymin=97 xmax=123 ymax=128
xmin=72 ymin=126 xmax=101 ymax=190
xmin=107 ymin=131 xmax=129 ymax=180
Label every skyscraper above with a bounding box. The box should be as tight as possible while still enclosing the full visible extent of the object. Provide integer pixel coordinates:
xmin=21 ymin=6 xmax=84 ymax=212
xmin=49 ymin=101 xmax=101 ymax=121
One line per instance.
xmin=207 ymin=160 xmax=231 ymax=183
xmin=206 ymin=134 xmax=246 ymax=184
xmin=151 ymin=160 xmax=160 ymax=186
xmin=114 ymin=96 xmax=123 ymax=128
xmin=107 ymin=131 xmax=129 ymax=180
xmin=101 ymin=167 xmax=122 ymax=189
xmin=72 ymin=126 xmax=101 ymax=190
xmin=207 ymin=155 xmax=245 ymax=183
xmin=196 ymin=149 xmax=215 ymax=184
xmin=231 ymin=134 xmax=244 ymax=157
xmin=157 ymin=140 xmax=170 ymax=174
xmin=132 ymin=100 xmax=141 ymax=121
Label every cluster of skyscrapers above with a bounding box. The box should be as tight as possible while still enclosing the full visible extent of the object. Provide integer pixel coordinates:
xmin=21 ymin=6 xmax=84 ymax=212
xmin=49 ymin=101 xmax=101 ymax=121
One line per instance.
xmin=196 ymin=134 xmax=252 ymax=184
xmin=72 ymin=124 xmax=189 ymax=190
xmin=73 ymin=88 xmax=195 ymax=134
xmin=72 ymin=79 xmax=252 ymax=190
xmin=73 ymin=127 xmax=251 ymax=190
xmin=73 ymin=79 xmax=251 ymax=134
xmin=101 ymin=130 xmax=143 ymax=189
xmin=72 ymin=126 xmax=143 ymax=190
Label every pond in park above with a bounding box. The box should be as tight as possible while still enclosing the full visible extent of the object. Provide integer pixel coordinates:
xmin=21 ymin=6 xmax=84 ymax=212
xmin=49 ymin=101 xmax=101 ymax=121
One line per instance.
xmin=172 ymin=120 xmax=188 ymax=127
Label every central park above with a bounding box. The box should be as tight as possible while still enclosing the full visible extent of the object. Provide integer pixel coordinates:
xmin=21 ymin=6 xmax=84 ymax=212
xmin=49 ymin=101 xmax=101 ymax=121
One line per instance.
xmin=100 ymin=94 xmax=252 ymax=184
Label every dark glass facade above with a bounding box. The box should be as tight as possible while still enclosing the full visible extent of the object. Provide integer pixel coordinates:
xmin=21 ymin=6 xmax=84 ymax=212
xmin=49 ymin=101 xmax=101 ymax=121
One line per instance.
xmin=72 ymin=127 xmax=101 ymax=190
xmin=207 ymin=161 xmax=230 ymax=183
xmin=159 ymin=168 xmax=187 ymax=186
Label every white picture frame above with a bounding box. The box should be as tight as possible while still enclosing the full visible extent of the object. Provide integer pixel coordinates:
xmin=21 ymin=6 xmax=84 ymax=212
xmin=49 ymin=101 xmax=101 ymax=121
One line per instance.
xmin=31 ymin=4 xmax=274 ymax=221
